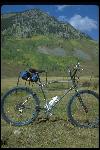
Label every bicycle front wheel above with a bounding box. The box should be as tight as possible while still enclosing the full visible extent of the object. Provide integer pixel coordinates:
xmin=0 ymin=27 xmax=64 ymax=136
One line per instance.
xmin=67 ymin=90 xmax=99 ymax=128
xmin=1 ymin=86 xmax=40 ymax=126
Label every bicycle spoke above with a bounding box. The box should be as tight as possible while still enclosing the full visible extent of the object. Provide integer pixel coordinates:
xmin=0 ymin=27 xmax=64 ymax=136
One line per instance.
xmin=68 ymin=90 xmax=99 ymax=128
xmin=2 ymin=87 xmax=38 ymax=125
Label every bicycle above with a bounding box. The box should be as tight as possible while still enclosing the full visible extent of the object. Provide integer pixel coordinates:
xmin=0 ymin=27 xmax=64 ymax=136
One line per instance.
xmin=1 ymin=62 xmax=99 ymax=128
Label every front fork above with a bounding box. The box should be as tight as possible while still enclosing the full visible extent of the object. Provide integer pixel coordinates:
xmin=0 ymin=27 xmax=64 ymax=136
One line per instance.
xmin=73 ymin=80 xmax=88 ymax=113
xmin=76 ymin=90 xmax=88 ymax=113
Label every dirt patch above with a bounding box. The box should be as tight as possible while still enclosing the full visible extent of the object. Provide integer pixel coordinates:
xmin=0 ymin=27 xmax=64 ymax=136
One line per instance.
xmin=73 ymin=49 xmax=91 ymax=60
xmin=38 ymin=46 xmax=66 ymax=56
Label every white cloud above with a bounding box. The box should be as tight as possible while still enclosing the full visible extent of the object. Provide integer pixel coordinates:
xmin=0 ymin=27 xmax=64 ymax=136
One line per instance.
xmin=56 ymin=5 xmax=81 ymax=11
xmin=56 ymin=5 xmax=70 ymax=11
xmin=69 ymin=14 xmax=97 ymax=32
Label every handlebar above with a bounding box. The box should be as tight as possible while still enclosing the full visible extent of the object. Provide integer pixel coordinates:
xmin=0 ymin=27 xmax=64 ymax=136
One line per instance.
xmin=67 ymin=62 xmax=83 ymax=79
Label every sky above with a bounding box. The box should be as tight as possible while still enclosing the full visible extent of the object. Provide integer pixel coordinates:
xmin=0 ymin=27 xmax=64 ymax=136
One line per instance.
xmin=1 ymin=5 xmax=99 ymax=41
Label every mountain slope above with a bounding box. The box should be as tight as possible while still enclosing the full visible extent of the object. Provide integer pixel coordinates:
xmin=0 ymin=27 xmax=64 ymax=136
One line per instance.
xmin=1 ymin=8 xmax=92 ymax=40
xmin=1 ymin=9 xmax=98 ymax=77
xmin=1 ymin=35 xmax=99 ymax=77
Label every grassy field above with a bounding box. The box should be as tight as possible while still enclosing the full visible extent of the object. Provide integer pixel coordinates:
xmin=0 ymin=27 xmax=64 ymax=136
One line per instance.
xmin=1 ymin=77 xmax=99 ymax=148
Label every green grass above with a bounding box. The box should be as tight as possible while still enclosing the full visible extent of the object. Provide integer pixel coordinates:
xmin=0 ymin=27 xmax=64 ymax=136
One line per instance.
xmin=1 ymin=35 xmax=99 ymax=77
xmin=1 ymin=77 xmax=99 ymax=148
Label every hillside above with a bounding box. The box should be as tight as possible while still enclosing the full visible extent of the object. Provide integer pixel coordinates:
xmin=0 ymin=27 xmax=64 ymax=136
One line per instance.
xmin=1 ymin=9 xmax=99 ymax=77
xmin=1 ymin=35 xmax=99 ymax=77
xmin=1 ymin=8 xmax=91 ymax=40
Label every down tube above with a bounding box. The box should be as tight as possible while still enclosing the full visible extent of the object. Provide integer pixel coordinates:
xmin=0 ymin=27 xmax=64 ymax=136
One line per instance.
xmin=59 ymin=86 xmax=75 ymax=101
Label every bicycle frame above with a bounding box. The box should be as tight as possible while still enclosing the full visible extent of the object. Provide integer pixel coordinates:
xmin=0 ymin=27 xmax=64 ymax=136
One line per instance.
xmin=17 ymin=61 xmax=83 ymax=116
xmin=35 ymin=75 xmax=79 ymax=116
xmin=2 ymin=61 xmax=99 ymax=127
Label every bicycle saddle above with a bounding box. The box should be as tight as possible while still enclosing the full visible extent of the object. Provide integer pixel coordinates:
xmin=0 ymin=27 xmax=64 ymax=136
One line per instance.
xmin=29 ymin=68 xmax=45 ymax=73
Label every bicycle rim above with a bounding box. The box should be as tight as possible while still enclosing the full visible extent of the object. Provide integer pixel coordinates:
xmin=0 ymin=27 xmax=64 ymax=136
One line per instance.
xmin=68 ymin=90 xmax=99 ymax=128
xmin=1 ymin=87 xmax=39 ymax=126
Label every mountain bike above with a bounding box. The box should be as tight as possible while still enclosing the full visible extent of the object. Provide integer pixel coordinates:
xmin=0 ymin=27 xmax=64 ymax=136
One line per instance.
xmin=1 ymin=62 xmax=99 ymax=128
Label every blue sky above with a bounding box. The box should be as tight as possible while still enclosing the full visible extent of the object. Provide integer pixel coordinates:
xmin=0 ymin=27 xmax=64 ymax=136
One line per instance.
xmin=1 ymin=5 xmax=99 ymax=41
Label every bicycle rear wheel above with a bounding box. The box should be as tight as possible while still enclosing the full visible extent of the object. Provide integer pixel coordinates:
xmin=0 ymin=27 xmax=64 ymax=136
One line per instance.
xmin=67 ymin=90 xmax=99 ymax=128
xmin=1 ymin=86 xmax=40 ymax=126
